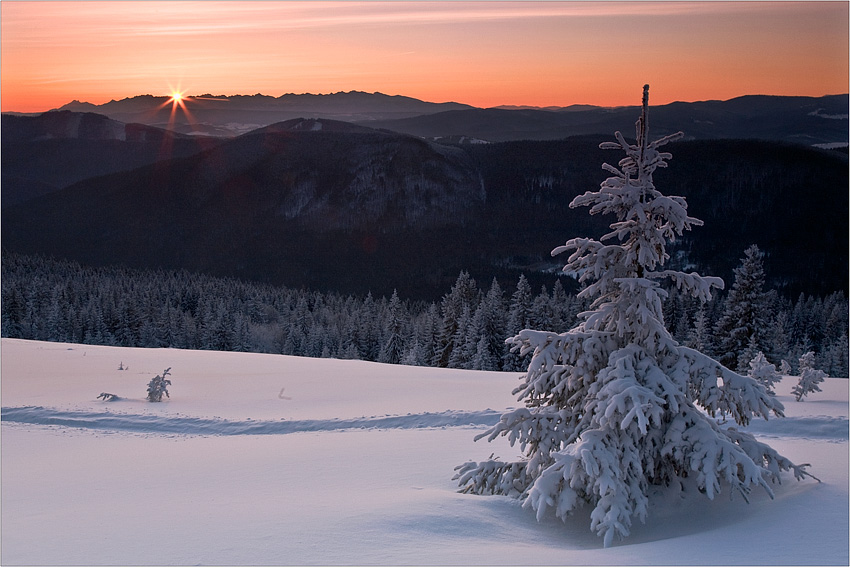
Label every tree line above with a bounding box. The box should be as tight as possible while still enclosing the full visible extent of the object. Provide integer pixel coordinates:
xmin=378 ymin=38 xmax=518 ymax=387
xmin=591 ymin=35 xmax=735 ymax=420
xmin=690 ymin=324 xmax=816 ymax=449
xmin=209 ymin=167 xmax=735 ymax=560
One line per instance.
xmin=1 ymin=251 xmax=846 ymax=377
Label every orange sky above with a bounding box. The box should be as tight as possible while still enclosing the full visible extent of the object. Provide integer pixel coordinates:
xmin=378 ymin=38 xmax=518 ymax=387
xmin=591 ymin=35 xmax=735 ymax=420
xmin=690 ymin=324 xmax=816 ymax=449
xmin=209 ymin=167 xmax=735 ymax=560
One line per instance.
xmin=1 ymin=1 xmax=848 ymax=113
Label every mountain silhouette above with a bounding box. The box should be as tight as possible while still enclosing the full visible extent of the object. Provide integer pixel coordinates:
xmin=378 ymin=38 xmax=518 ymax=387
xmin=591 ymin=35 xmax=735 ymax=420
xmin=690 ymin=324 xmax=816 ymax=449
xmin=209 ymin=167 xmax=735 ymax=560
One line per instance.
xmin=55 ymin=91 xmax=475 ymax=133
xmin=361 ymin=94 xmax=849 ymax=145
xmin=48 ymin=92 xmax=849 ymax=145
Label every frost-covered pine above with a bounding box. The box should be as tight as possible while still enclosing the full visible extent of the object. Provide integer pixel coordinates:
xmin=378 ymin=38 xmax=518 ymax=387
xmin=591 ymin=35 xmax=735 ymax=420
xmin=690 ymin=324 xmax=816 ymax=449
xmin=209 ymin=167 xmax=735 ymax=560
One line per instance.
xmin=780 ymin=359 xmax=793 ymax=375
xmin=455 ymin=85 xmax=815 ymax=547
xmin=748 ymin=352 xmax=781 ymax=395
xmin=146 ymin=367 xmax=172 ymax=402
xmin=792 ymin=351 xmax=826 ymax=401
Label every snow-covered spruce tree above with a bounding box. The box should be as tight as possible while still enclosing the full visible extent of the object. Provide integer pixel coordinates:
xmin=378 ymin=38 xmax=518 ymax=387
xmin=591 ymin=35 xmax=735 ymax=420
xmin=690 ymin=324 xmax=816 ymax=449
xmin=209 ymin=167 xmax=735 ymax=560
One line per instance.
xmin=146 ymin=368 xmax=172 ymax=402
xmin=455 ymin=85 xmax=815 ymax=547
xmin=747 ymin=352 xmax=782 ymax=395
xmin=792 ymin=351 xmax=826 ymax=401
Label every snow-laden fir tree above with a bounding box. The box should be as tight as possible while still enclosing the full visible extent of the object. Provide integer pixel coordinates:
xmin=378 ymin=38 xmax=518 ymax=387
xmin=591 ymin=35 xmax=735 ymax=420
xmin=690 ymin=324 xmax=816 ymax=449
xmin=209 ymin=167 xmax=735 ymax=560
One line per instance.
xmin=455 ymin=85 xmax=816 ymax=547
xmin=792 ymin=351 xmax=826 ymax=401
xmin=747 ymin=352 xmax=781 ymax=395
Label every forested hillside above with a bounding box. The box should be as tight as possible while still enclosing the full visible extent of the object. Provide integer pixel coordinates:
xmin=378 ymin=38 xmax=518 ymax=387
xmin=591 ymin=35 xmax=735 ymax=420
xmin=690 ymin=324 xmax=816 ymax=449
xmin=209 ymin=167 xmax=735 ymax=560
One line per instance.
xmin=3 ymin=252 xmax=846 ymax=377
xmin=3 ymin=131 xmax=846 ymax=299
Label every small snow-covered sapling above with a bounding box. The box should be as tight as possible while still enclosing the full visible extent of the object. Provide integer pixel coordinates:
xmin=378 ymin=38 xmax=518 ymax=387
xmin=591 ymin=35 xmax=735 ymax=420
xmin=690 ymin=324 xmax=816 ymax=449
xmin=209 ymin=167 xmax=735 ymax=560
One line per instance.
xmin=792 ymin=352 xmax=826 ymax=402
xmin=748 ymin=352 xmax=781 ymax=395
xmin=146 ymin=367 xmax=172 ymax=402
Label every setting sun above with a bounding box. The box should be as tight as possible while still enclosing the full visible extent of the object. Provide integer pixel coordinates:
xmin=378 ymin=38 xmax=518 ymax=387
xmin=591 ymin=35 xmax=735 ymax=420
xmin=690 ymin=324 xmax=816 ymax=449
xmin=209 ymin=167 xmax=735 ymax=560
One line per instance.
xmin=159 ymin=88 xmax=195 ymax=129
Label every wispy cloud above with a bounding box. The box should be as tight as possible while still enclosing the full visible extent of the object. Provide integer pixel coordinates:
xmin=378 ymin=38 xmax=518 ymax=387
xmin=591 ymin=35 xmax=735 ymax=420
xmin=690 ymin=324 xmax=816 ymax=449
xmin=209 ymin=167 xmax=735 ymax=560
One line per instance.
xmin=20 ymin=1 xmax=779 ymax=41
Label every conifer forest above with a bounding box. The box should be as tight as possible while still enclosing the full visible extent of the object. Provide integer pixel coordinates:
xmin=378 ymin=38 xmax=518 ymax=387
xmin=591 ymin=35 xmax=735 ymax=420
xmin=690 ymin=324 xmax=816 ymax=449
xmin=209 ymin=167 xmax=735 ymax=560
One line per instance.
xmin=2 ymin=250 xmax=846 ymax=378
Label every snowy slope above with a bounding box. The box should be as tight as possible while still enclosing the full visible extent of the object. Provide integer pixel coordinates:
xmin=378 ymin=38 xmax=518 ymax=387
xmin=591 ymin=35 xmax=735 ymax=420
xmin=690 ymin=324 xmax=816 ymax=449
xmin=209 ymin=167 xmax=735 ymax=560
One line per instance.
xmin=2 ymin=338 xmax=847 ymax=565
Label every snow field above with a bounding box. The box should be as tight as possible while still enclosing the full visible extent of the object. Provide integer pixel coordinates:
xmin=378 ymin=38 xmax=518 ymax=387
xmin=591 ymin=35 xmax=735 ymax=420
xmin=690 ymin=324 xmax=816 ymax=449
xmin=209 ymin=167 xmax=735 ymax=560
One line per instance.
xmin=0 ymin=338 xmax=520 ymax=422
xmin=1 ymin=338 xmax=848 ymax=565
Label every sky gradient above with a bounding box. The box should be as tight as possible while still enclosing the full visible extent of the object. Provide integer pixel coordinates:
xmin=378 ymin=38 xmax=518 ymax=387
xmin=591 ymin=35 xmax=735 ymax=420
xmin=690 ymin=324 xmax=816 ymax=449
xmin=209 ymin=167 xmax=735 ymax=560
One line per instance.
xmin=2 ymin=1 xmax=848 ymax=112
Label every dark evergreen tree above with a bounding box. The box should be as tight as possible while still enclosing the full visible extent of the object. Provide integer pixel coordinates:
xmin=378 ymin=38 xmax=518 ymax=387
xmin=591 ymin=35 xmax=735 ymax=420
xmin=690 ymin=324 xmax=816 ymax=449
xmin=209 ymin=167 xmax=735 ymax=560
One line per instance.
xmin=379 ymin=290 xmax=407 ymax=365
xmin=477 ymin=278 xmax=508 ymax=370
xmin=357 ymin=293 xmax=380 ymax=361
xmin=448 ymin=303 xmax=474 ymax=369
xmin=502 ymin=274 xmax=533 ymax=371
xmin=417 ymin=302 xmax=441 ymax=366
xmin=549 ymin=278 xmax=569 ymax=332
xmin=687 ymin=306 xmax=710 ymax=352
xmin=529 ymin=285 xmax=554 ymax=331
xmin=714 ymin=245 xmax=771 ymax=371
xmin=436 ymin=271 xmax=479 ymax=367
xmin=822 ymin=332 xmax=849 ymax=378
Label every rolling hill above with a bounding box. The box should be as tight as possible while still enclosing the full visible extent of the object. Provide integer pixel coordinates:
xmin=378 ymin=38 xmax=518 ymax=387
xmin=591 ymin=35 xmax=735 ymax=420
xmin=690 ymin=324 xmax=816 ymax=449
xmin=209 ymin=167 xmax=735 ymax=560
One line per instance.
xmin=1 ymin=111 xmax=223 ymax=206
xmin=2 ymin=116 xmax=846 ymax=299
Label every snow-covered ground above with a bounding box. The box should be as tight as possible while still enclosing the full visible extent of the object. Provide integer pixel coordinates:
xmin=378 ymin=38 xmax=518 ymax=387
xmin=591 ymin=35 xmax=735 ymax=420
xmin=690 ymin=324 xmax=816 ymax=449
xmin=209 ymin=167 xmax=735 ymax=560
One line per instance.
xmin=2 ymin=338 xmax=848 ymax=565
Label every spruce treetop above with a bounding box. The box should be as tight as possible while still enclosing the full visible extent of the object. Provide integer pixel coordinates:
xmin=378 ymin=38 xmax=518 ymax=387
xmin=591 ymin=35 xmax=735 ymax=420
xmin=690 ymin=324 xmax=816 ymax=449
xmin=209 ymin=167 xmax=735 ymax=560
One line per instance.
xmin=557 ymin=84 xmax=723 ymax=353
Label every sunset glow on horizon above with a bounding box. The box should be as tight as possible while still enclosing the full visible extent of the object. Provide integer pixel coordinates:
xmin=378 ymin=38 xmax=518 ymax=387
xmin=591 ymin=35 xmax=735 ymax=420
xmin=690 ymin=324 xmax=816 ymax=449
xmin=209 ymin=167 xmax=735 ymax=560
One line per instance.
xmin=1 ymin=1 xmax=847 ymax=113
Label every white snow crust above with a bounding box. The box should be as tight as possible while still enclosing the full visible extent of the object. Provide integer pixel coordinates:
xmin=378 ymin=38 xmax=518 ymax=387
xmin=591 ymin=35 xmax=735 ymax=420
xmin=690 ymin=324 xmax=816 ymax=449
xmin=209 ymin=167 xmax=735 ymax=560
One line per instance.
xmin=2 ymin=338 xmax=847 ymax=565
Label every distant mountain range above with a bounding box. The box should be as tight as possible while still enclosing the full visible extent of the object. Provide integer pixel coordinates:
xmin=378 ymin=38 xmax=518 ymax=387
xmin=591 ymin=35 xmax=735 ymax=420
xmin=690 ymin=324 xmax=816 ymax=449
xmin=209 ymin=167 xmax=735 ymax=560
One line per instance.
xmin=37 ymin=90 xmax=849 ymax=146
xmin=363 ymin=95 xmax=850 ymax=145
xmin=2 ymin=111 xmax=847 ymax=300
xmin=53 ymin=91 xmax=475 ymax=135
